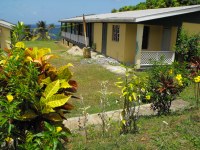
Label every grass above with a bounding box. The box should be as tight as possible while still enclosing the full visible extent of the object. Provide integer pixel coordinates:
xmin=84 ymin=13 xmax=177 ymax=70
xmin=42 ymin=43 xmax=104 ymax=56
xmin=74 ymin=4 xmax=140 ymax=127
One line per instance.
xmin=180 ymin=83 xmax=196 ymax=105
xmin=68 ymin=108 xmax=200 ymax=150
xmin=24 ymin=40 xmax=199 ymax=149
xmin=23 ymin=41 xmax=123 ymax=117
xmin=24 ymin=40 xmax=66 ymax=50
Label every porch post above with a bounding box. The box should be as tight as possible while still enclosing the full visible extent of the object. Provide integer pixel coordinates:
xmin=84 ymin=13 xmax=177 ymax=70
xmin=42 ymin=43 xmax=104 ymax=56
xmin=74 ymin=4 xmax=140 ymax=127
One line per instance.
xmin=135 ymin=24 xmax=144 ymax=69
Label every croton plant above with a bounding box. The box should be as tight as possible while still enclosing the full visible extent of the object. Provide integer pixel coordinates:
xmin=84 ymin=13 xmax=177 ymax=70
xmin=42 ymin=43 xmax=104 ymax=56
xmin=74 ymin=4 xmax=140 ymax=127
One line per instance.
xmin=0 ymin=42 xmax=77 ymax=149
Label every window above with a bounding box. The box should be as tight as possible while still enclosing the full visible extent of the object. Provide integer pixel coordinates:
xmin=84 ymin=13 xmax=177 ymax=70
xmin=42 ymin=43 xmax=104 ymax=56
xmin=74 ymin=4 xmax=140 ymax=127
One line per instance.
xmin=142 ymin=26 xmax=150 ymax=49
xmin=112 ymin=25 xmax=120 ymax=42
xmin=78 ymin=23 xmax=83 ymax=35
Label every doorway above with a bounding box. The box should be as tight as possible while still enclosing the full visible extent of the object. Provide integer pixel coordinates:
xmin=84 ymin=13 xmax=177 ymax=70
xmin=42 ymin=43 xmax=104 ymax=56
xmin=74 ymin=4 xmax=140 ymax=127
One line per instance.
xmin=102 ymin=23 xmax=107 ymax=55
xmin=161 ymin=26 xmax=172 ymax=51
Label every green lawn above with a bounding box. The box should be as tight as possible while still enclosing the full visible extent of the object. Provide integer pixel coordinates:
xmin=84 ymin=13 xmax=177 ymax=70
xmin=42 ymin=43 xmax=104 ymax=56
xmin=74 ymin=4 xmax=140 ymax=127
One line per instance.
xmin=24 ymin=40 xmax=199 ymax=149
xmin=24 ymin=40 xmax=67 ymax=50
xmin=23 ymin=40 xmax=197 ymax=116
xmin=69 ymin=108 xmax=200 ymax=150
xmin=23 ymin=41 xmax=123 ymax=117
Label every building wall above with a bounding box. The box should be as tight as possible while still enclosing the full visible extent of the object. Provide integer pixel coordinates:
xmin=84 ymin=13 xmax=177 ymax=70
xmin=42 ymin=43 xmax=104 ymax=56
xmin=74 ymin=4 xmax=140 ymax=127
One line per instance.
xmin=93 ymin=23 xmax=102 ymax=53
xmin=106 ymin=23 xmax=126 ymax=62
xmin=143 ymin=25 xmax=163 ymax=51
xmin=124 ymin=24 xmax=137 ymax=64
xmin=182 ymin=22 xmax=200 ymax=35
xmin=0 ymin=26 xmax=11 ymax=49
xmin=170 ymin=26 xmax=178 ymax=50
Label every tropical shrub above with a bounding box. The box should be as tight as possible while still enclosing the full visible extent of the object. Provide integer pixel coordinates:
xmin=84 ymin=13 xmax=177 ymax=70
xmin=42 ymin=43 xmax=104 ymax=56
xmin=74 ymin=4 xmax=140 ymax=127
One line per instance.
xmin=11 ymin=22 xmax=26 ymax=45
xmin=116 ymin=67 xmax=148 ymax=134
xmin=188 ymin=57 xmax=200 ymax=108
xmin=175 ymin=29 xmax=200 ymax=62
xmin=0 ymin=42 xmax=77 ymax=149
xmin=147 ymin=61 xmax=189 ymax=115
xmin=194 ymin=75 xmax=200 ymax=108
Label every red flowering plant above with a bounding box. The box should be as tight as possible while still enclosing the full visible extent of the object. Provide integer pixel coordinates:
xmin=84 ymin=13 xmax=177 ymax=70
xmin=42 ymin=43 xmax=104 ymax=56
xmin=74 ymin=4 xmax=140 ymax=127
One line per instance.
xmin=147 ymin=61 xmax=189 ymax=115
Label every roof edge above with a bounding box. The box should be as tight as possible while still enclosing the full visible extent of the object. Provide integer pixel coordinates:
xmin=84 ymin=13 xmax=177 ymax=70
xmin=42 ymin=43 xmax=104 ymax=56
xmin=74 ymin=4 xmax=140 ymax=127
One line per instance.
xmin=135 ymin=5 xmax=200 ymax=22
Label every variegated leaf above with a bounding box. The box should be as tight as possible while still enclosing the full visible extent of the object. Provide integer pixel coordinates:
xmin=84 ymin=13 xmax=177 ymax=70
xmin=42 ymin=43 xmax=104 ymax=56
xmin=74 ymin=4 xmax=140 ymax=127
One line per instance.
xmin=46 ymin=94 xmax=71 ymax=108
xmin=43 ymin=80 xmax=60 ymax=100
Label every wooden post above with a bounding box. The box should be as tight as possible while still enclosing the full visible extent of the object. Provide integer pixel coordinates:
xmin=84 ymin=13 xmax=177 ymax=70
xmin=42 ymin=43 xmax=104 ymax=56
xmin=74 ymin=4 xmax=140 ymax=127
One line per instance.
xmin=83 ymin=14 xmax=88 ymax=47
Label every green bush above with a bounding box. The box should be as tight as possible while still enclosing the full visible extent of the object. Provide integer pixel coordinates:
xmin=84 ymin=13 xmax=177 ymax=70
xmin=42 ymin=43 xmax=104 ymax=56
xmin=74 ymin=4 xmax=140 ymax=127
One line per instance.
xmin=116 ymin=66 xmax=148 ymax=134
xmin=175 ymin=29 xmax=200 ymax=62
xmin=0 ymin=42 xmax=77 ymax=149
xmin=147 ymin=61 xmax=190 ymax=115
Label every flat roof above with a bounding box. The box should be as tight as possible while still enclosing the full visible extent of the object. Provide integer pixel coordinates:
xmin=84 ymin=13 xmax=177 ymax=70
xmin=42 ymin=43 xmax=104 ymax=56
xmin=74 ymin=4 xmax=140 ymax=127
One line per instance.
xmin=0 ymin=20 xmax=14 ymax=29
xmin=59 ymin=5 xmax=200 ymax=23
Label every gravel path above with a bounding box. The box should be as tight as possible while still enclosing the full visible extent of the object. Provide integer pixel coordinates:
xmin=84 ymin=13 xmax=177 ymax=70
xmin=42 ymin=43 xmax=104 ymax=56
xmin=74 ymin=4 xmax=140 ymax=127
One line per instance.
xmin=67 ymin=46 xmax=126 ymax=74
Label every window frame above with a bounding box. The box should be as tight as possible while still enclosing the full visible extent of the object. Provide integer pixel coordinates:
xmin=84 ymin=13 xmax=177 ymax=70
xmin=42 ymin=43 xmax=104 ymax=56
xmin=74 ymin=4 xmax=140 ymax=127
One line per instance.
xmin=112 ymin=25 xmax=120 ymax=42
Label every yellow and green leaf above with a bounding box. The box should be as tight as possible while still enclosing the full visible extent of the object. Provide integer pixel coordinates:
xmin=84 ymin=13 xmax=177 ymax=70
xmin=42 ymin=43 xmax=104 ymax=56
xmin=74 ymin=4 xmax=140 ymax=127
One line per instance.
xmin=43 ymin=80 xmax=60 ymax=99
xmin=60 ymin=80 xmax=71 ymax=89
xmin=46 ymin=94 xmax=71 ymax=108
xmin=20 ymin=110 xmax=38 ymax=120
xmin=57 ymin=64 xmax=73 ymax=81
xmin=40 ymin=77 xmax=52 ymax=87
xmin=43 ymin=113 xmax=63 ymax=122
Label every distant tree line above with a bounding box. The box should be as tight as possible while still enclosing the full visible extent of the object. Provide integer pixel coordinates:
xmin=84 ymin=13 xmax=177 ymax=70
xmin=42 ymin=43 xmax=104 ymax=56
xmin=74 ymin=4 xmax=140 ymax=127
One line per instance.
xmin=12 ymin=21 xmax=56 ymax=42
xmin=111 ymin=0 xmax=200 ymax=13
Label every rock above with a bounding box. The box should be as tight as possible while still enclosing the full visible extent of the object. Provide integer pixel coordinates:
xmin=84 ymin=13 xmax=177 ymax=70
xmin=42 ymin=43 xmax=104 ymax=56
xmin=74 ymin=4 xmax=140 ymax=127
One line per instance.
xmin=67 ymin=46 xmax=83 ymax=56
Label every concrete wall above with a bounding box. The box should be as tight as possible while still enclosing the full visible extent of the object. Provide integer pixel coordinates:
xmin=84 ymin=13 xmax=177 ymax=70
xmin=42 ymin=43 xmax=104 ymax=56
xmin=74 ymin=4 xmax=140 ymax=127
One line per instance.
xmin=93 ymin=23 xmax=102 ymax=53
xmin=182 ymin=22 xmax=200 ymax=35
xmin=106 ymin=23 xmax=126 ymax=62
xmin=0 ymin=26 xmax=11 ymax=49
xmin=124 ymin=24 xmax=137 ymax=64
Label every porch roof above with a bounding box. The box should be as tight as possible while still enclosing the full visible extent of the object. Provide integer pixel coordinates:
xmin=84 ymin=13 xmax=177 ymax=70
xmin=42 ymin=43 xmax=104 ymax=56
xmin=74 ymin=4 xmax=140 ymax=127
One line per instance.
xmin=59 ymin=5 xmax=200 ymax=23
xmin=0 ymin=20 xmax=14 ymax=30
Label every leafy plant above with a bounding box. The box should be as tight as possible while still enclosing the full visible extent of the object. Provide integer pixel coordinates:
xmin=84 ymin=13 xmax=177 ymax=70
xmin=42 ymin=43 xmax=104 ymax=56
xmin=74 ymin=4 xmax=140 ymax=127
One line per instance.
xmin=0 ymin=41 xmax=77 ymax=149
xmin=116 ymin=66 xmax=147 ymax=134
xmin=189 ymin=57 xmax=200 ymax=108
xmin=147 ymin=61 xmax=189 ymax=115
xmin=175 ymin=28 xmax=200 ymax=62
xmin=11 ymin=22 xmax=26 ymax=45
xmin=98 ymin=81 xmax=112 ymax=137
xmin=78 ymin=95 xmax=90 ymax=143
xmin=19 ymin=122 xmax=69 ymax=150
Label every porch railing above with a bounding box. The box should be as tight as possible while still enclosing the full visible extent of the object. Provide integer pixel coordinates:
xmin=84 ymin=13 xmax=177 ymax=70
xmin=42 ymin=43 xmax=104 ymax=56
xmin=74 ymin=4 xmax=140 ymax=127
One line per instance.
xmin=61 ymin=31 xmax=89 ymax=46
xmin=141 ymin=51 xmax=175 ymax=66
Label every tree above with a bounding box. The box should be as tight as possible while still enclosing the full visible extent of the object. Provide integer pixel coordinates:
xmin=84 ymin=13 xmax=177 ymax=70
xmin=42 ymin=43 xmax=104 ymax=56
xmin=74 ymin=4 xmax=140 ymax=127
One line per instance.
xmin=111 ymin=0 xmax=200 ymax=12
xmin=135 ymin=2 xmax=147 ymax=10
xmin=111 ymin=8 xmax=118 ymax=13
xmin=36 ymin=21 xmax=48 ymax=40
xmin=24 ymin=25 xmax=33 ymax=41
xmin=33 ymin=21 xmax=55 ymax=40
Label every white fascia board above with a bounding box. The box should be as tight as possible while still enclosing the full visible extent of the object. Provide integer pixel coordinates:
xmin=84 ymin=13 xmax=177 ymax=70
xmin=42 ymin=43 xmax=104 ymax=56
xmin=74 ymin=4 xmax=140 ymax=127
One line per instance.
xmin=59 ymin=18 xmax=136 ymax=23
xmin=0 ymin=23 xmax=13 ymax=29
xmin=135 ymin=7 xmax=200 ymax=22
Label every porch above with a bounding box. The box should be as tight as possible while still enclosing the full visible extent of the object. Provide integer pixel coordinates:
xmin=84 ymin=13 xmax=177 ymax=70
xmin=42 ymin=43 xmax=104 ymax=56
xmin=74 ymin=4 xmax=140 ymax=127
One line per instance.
xmin=140 ymin=51 xmax=175 ymax=66
xmin=134 ymin=24 xmax=177 ymax=69
xmin=61 ymin=31 xmax=89 ymax=46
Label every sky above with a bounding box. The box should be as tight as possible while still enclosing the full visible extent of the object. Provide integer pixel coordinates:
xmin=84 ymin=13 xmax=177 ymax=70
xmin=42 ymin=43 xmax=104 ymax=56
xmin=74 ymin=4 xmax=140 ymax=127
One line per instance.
xmin=0 ymin=0 xmax=145 ymax=25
